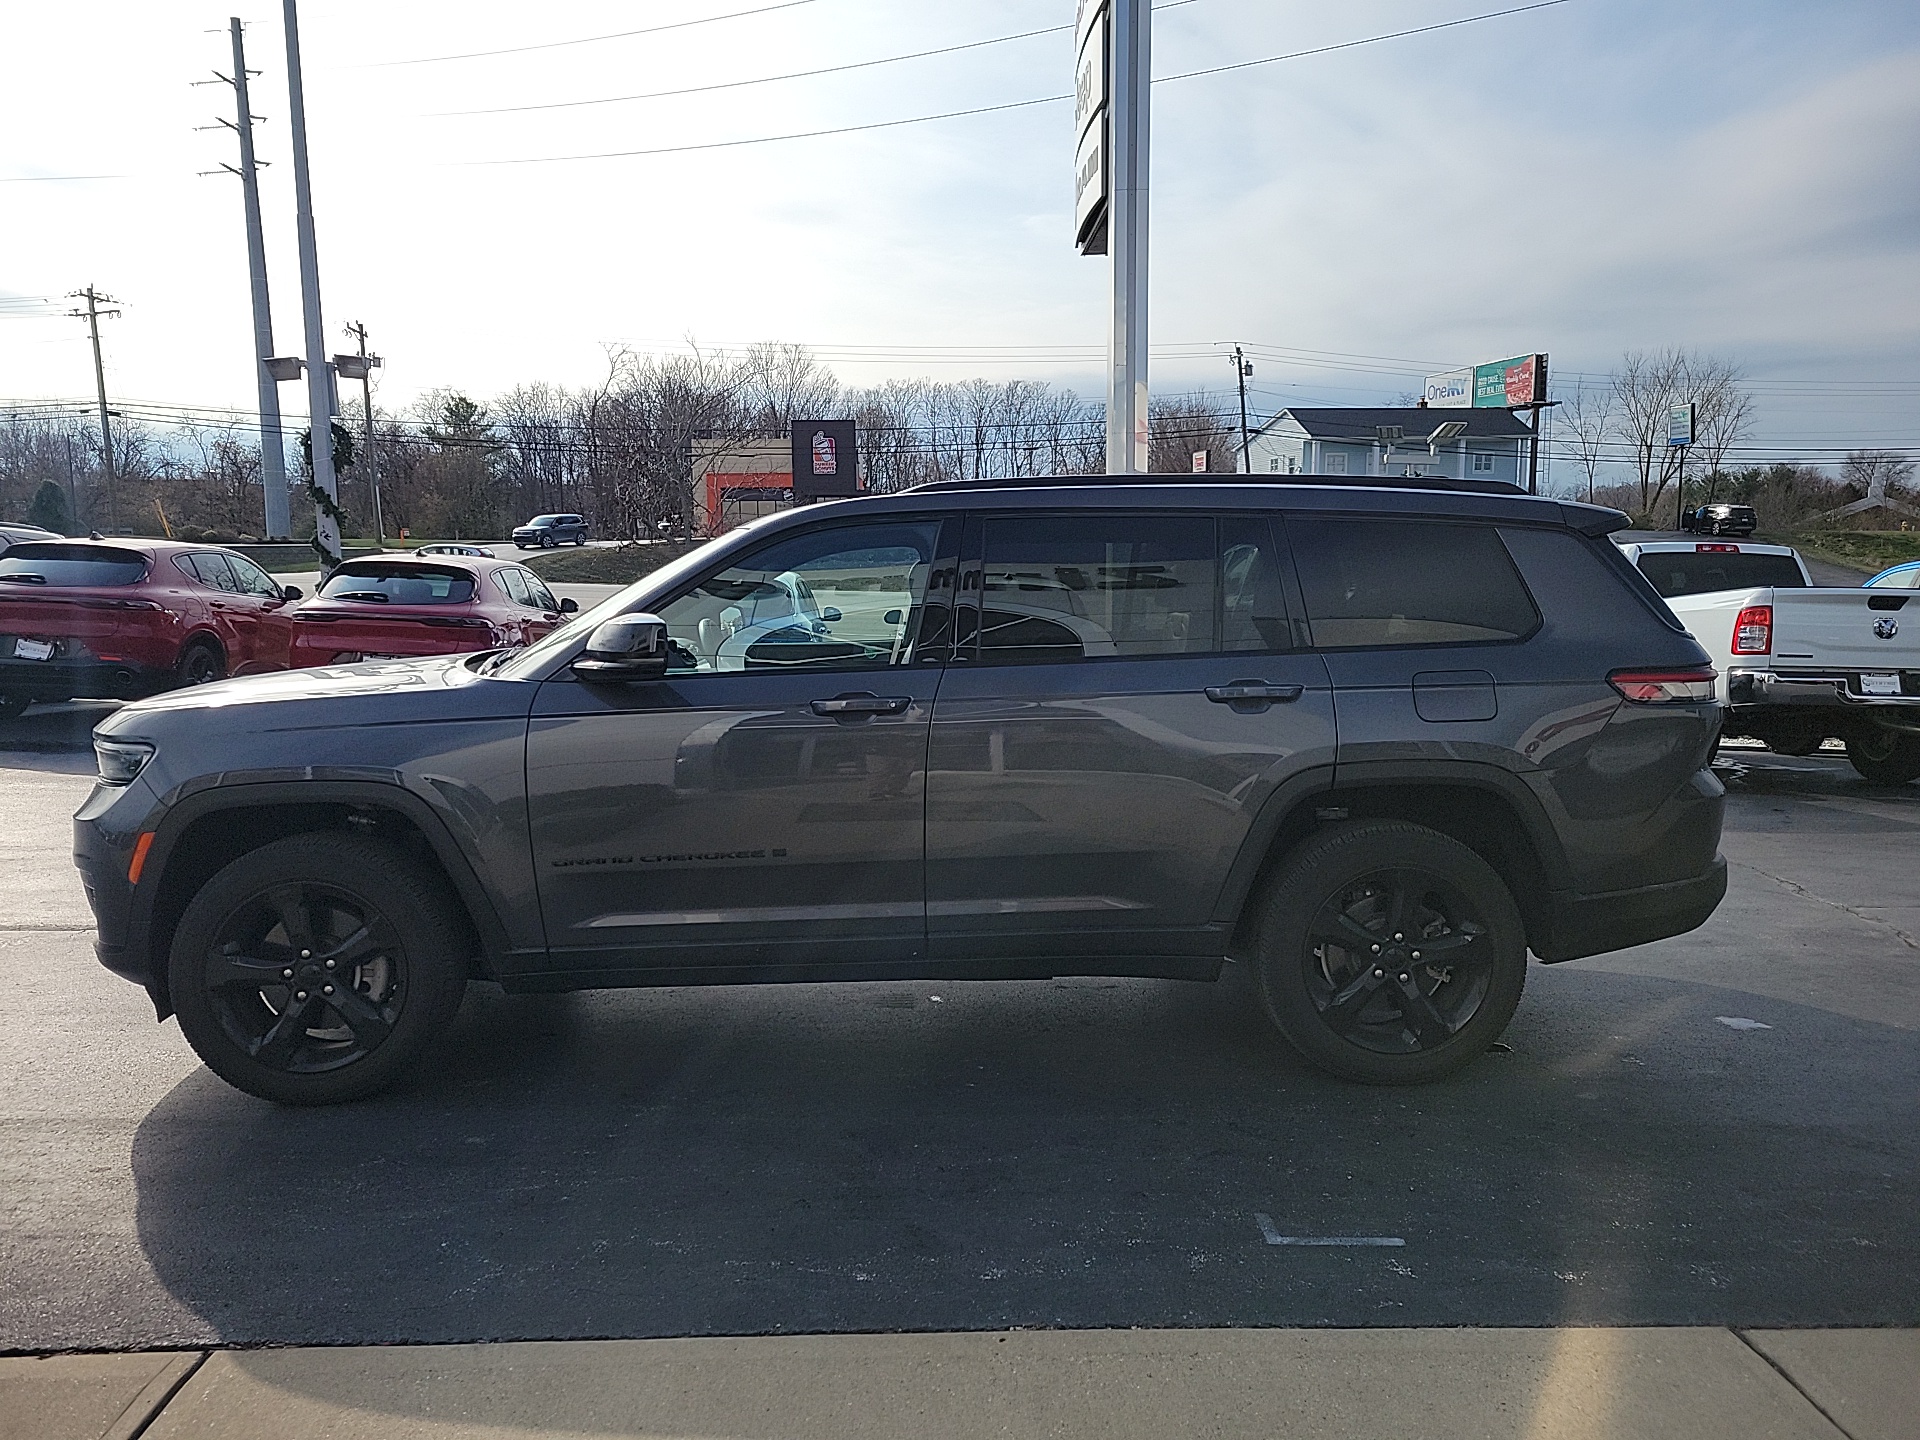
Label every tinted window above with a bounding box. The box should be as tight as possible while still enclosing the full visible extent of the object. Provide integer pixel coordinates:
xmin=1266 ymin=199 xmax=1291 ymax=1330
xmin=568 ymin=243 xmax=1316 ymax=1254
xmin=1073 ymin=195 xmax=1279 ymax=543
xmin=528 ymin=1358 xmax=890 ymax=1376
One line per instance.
xmin=1221 ymin=515 xmax=1292 ymax=652
xmin=523 ymin=572 xmax=560 ymax=611
xmin=0 ymin=544 xmax=147 ymax=588
xmin=183 ymin=553 xmax=241 ymax=592
xmin=978 ymin=514 xmax=1216 ymax=662
xmin=226 ymin=554 xmax=283 ymax=597
xmin=1290 ymin=517 xmax=1538 ymax=648
xmin=1635 ymin=551 xmax=1806 ymax=598
xmin=495 ymin=568 xmax=532 ymax=606
xmin=658 ymin=521 xmax=941 ymax=674
xmin=318 ymin=563 xmax=476 ymax=605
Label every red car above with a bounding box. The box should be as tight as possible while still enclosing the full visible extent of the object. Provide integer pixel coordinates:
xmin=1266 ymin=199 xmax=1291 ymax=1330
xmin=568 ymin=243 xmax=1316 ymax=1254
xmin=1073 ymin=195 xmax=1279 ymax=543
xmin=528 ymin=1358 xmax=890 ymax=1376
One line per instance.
xmin=287 ymin=554 xmax=577 ymax=667
xmin=0 ymin=538 xmax=301 ymax=717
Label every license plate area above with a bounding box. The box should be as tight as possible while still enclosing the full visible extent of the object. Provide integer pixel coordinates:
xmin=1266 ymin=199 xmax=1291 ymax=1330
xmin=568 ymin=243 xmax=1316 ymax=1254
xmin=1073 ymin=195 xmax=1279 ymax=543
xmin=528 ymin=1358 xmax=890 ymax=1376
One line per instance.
xmin=1859 ymin=673 xmax=1902 ymax=697
xmin=12 ymin=638 xmax=54 ymax=662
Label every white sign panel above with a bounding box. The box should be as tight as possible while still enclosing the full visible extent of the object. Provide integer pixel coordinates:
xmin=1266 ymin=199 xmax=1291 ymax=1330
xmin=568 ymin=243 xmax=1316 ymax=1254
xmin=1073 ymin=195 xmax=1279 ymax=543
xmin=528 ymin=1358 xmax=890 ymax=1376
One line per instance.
xmin=1423 ymin=368 xmax=1472 ymax=408
xmin=1073 ymin=0 xmax=1109 ymax=253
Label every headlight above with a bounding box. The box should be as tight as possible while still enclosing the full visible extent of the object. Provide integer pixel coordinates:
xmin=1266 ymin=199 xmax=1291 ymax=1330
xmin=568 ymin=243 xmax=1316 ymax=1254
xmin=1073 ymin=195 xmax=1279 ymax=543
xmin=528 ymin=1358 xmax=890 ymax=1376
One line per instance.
xmin=94 ymin=738 xmax=155 ymax=786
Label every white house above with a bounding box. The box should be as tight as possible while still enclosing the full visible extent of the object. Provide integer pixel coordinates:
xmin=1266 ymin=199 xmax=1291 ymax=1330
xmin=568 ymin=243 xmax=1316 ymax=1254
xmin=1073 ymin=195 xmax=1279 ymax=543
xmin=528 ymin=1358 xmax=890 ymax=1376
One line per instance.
xmin=1245 ymin=407 xmax=1535 ymax=486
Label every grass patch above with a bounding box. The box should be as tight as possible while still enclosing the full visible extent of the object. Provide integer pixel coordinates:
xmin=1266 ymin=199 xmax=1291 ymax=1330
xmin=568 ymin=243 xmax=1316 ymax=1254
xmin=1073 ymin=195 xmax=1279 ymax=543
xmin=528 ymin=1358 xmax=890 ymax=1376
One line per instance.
xmin=522 ymin=540 xmax=708 ymax=585
xmin=1774 ymin=530 xmax=1920 ymax=576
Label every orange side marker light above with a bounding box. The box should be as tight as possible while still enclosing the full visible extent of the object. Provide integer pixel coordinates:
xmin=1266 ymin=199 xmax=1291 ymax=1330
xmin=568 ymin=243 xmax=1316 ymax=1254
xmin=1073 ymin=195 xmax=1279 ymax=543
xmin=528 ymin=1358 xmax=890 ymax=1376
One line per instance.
xmin=128 ymin=832 xmax=156 ymax=885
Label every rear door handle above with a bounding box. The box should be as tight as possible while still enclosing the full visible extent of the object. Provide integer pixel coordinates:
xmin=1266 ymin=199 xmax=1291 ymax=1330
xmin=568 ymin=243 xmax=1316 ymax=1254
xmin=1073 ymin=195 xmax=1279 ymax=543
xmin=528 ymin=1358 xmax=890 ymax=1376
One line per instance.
xmin=1205 ymin=682 xmax=1303 ymax=704
xmin=810 ymin=693 xmax=912 ymax=716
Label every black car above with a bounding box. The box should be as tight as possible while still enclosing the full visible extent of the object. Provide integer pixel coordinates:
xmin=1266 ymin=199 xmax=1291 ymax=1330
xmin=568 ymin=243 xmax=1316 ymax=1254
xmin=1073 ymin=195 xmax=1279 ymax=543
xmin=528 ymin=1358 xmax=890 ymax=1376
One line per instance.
xmin=1683 ymin=503 xmax=1757 ymax=537
xmin=75 ymin=476 xmax=1727 ymax=1104
xmin=512 ymin=513 xmax=588 ymax=548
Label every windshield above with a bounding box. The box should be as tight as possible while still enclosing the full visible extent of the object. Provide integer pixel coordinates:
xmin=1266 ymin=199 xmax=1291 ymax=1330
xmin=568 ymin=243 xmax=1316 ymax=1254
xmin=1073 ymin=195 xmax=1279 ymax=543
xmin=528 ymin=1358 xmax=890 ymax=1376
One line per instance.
xmin=0 ymin=544 xmax=148 ymax=587
xmin=1635 ymin=551 xmax=1806 ymax=598
xmin=317 ymin=563 xmax=476 ymax=605
xmin=524 ymin=516 xmax=562 ymax=526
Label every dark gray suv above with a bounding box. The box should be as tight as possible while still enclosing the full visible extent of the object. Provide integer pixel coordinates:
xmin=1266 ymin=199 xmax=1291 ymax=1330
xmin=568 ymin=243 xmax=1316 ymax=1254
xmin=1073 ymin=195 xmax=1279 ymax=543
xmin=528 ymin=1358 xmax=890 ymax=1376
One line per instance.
xmin=74 ymin=478 xmax=1728 ymax=1103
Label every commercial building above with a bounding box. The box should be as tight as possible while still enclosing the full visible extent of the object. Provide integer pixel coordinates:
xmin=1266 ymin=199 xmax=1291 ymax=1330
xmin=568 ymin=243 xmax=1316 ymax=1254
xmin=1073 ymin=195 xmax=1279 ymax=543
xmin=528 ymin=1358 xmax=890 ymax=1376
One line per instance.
xmin=1245 ymin=407 xmax=1534 ymax=485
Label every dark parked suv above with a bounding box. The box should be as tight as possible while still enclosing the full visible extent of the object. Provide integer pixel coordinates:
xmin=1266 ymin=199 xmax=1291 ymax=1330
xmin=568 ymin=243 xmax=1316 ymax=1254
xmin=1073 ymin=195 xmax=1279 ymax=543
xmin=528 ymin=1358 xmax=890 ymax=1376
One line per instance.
xmin=75 ymin=477 xmax=1728 ymax=1103
xmin=512 ymin=513 xmax=589 ymax=548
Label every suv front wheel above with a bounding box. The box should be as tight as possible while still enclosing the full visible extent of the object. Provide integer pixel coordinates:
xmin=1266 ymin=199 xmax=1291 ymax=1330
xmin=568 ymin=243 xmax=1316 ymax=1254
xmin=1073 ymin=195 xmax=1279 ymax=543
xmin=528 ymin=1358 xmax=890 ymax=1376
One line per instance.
xmin=168 ymin=833 xmax=470 ymax=1104
xmin=1251 ymin=821 xmax=1528 ymax=1084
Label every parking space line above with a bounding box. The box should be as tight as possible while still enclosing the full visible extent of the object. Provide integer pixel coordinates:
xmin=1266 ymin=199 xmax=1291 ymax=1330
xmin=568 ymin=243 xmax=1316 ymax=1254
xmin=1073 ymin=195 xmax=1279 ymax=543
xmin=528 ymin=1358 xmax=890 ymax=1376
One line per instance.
xmin=1256 ymin=1213 xmax=1405 ymax=1246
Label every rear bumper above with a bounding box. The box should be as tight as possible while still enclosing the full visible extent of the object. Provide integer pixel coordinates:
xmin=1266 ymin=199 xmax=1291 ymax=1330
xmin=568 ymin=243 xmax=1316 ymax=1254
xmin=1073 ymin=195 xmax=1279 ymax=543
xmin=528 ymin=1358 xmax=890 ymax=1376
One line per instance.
xmin=1533 ymin=856 xmax=1728 ymax=964
xmin=0 ymin=657 xmax=171 ymax=700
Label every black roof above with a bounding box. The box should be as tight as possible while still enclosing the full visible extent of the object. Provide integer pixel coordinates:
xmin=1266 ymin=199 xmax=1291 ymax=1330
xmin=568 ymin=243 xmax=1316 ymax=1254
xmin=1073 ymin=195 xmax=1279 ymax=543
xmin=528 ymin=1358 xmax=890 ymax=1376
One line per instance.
xmin=1268 ymin=407 xmax=1534 ymax=441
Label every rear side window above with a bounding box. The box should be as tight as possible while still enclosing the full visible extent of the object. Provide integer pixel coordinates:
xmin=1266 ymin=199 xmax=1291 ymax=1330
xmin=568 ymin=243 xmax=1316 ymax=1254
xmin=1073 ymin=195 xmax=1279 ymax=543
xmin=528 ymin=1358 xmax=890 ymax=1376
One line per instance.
xmin=979 ymin=514 xmax=1217 ymax=661
xmin=0 ymin=544 xmax=147 ymax=588
xmin=1635 ymin=551 xmax=1806 ymax=598
xmin=319 ymin=564 xmax=476 ymax=605
xmin=180 ymin=553 xmax=241 ymax=592
xmin=1289 ymin=517 xmax=1539 ymax=648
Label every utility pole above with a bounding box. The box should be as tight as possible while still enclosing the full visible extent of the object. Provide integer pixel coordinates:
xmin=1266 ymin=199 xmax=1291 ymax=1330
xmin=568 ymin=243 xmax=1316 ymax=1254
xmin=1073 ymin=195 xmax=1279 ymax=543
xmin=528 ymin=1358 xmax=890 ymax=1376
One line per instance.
xmin=281 ymin=0 xmax=342 ymax=572
xmin=68 ymin=286 xmax=121 ymax=530
xmin=341 ymin=322 xmax=383 ymax=543
xmin=1232 ymin=346 xmax=1253 ymax=473
xmin=1105 ymin=0 xmax=1150 ymax=473
xmin=206 ymin=18 xmax=293 ymax=539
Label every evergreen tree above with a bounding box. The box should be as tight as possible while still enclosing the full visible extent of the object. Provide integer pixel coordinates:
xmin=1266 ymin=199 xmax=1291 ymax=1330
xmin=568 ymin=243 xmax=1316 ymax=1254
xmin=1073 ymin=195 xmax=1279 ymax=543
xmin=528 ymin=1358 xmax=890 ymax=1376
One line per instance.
xmin=26 ymin=480 xmax=71 ymax=535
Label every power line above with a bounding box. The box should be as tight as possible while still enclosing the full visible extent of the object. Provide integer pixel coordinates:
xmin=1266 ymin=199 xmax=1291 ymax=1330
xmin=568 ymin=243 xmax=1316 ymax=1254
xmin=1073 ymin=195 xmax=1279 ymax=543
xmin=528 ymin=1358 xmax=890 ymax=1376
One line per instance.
xmin=433 ymin=1 xmax=1203 ymax=118
xmin=363 ymin=0 xmax=827 ymax=69
xmin=446 ymin=0 xmax=1576 ymax=167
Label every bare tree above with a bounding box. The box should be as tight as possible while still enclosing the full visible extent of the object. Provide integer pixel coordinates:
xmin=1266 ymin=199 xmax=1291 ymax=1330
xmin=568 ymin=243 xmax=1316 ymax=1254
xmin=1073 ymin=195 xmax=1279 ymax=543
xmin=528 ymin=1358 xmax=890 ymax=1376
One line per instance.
xmin=1609 ymin=349 xmax=1750 ymax=517
xmin=1681 ymin=353 xmax=1754 ymax=499
xmin=1556 ymin=382 xmax=1613 ymax=503
xmin=1148 ymin=392 xmax=1237 ymax=474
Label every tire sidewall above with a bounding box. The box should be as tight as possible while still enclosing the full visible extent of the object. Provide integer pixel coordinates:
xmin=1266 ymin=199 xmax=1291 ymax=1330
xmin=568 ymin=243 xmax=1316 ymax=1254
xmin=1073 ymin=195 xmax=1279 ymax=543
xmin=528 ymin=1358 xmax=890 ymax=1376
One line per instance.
xmin=176 ymin=640 xmax=224 ymax=687
xmin=1253 ymin=821 xmax=1528 ymax=1084
xmin=168 ymin=834 xmax=467 ymax=1104
xmin=1847 ymin=729 xmax=1920 ymax=785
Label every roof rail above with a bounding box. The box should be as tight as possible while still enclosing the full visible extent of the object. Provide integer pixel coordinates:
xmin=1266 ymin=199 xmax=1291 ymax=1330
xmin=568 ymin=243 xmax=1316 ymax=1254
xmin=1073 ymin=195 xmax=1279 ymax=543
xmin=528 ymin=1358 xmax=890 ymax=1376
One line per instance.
xmin=905 ymin=472 xmax=1528 ymax=497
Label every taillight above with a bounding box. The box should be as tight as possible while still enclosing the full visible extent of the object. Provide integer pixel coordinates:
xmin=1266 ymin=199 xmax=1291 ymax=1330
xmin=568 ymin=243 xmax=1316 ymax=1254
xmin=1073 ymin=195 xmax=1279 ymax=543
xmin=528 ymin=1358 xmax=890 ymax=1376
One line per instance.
xmin=1695 ymin=543 xmax=1739 ymax=553
xmin=1609 ymin=667 xmax=1718 ymax=703
xmin=1732 ymin=605 xmax=1772 ymax=654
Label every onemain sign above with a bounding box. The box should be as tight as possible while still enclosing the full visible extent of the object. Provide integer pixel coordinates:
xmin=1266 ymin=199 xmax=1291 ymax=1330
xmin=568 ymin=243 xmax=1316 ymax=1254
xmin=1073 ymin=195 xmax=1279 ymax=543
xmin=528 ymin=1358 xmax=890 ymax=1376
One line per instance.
xmin=1073 ymin=0 xmax=1109 ymax=255
xmin=1424 ymin=354 xmax=1549 ymax=409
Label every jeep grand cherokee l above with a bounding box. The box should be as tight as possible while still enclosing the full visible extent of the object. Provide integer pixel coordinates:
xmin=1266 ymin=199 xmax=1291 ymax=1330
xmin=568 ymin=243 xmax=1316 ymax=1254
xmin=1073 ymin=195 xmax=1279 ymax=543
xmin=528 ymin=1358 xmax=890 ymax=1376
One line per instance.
xmin=74 ymin=477 xmax=1727 ymax=1104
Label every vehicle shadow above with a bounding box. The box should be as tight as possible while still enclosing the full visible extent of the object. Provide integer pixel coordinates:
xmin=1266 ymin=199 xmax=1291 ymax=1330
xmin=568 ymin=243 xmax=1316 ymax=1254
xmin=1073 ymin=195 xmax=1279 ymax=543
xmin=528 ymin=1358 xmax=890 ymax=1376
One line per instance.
xmin=128 ymin=962 xmax=1920 ymax=1351
xmin=0 ymin=699 xmax=120 ymax=758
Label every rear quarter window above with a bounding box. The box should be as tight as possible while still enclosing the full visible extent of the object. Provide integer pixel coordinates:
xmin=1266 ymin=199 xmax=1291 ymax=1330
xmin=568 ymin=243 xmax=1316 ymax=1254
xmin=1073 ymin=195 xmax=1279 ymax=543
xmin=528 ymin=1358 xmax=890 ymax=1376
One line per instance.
xmin=1287 ymin=517 xmax=1538 ymax=648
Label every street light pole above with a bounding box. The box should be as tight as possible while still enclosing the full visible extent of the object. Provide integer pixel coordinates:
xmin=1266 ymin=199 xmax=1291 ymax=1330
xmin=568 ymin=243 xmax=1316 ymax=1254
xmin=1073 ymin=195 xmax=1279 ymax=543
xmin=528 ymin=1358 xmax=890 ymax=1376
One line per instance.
xmin=281 ymin=0 xmax=342 ymax=573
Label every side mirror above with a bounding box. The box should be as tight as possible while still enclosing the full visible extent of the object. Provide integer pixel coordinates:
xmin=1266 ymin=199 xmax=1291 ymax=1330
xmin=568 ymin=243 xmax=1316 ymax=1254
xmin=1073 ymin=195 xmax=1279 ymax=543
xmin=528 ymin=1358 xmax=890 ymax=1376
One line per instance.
xmin=558 ymin=596 xmax=579 ymax=614
xmin=281 ymin=585 xmax=303 ymax=601
xmin=883 ymin=609 xmax=903 ymax=626
xmin=573 ymin=613 xmax=669 ymax=682
xmin=820 ymin=606 xmax=842 ymax=623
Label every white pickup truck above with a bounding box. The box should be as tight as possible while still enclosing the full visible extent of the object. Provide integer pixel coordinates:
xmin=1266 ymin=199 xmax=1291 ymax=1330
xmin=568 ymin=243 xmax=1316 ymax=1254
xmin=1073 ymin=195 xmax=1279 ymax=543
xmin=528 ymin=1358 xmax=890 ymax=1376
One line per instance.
xmin=1619 ymin=539 xmax=1920 ymax=783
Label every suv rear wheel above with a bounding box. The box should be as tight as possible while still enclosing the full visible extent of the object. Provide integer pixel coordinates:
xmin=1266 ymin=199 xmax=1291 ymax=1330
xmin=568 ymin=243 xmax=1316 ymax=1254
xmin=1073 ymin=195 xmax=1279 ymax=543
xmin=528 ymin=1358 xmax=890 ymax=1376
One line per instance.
xmin=168 ymin=833 xmax=469 ymax=1104
xmin=1251 ymin=821 xmax=1527 ymax=1084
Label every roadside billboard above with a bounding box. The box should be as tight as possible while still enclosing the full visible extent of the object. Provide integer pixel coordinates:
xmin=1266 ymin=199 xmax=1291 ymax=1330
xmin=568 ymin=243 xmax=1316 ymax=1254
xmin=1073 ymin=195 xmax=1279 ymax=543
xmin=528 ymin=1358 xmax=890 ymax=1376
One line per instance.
xmin=1422 ymin=368 xmax=1472 ymax=408
xmin=791 ymin=420 xmax=859 ymax=502
xmin=1474 ymin=354 xmax=1547 ymax=408
xmin=1073 ymin=0 xmax=1109 ymax=254
xmin=1667 ymin=402 xmax=1695 ymax=447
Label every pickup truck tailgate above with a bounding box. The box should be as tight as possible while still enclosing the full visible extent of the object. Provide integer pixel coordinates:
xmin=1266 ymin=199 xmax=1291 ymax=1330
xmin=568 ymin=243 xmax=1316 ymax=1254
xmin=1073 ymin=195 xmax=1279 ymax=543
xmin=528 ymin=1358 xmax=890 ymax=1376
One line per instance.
xmin=1773 ymin=591 xmax=1920 ymax=671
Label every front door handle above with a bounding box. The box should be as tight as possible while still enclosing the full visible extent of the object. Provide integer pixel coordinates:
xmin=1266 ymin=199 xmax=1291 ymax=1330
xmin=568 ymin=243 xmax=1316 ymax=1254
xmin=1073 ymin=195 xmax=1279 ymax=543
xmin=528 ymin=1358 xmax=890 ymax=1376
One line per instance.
xmin=1205 ymin=681 xmax=1304 ymax=704
xmin=810 ymin=693 xmax=912 ymax=717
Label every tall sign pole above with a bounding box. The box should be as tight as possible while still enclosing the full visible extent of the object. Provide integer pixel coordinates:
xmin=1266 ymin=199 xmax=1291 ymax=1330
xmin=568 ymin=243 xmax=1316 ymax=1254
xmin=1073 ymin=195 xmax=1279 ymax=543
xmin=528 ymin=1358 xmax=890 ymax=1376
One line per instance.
xmin=1074 ymin=0 xmax=1149 ymax=474
xmin=281 ymin=0 xmax=341 ymax=572
xmin=223 ymin=19 xmax=292 ymax=539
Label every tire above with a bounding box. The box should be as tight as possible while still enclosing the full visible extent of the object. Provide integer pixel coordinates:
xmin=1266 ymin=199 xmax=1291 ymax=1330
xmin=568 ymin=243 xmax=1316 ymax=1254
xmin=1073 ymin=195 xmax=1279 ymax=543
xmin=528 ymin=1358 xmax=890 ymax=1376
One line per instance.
xmin=1846 ymin=728 xmax=1920 ymax=785
xmin=176 ymin=639 xmax=225 ymax=687
xmin=167 ymin=833 xmax=470 ymax=1104
xmin=575 ymin=534 xmax=588 ymax=546
xmin=541 ymin=533 xmax=557 ymax=549
xmin=1250 ymin=820 xmax=1528 ymax=1085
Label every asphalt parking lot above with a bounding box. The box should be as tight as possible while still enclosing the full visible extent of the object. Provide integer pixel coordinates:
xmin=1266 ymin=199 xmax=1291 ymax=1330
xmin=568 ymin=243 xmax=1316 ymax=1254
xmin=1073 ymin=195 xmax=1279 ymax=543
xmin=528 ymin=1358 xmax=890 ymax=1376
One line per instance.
xmin=0 ymin=723 xmax=1915 ymax=1355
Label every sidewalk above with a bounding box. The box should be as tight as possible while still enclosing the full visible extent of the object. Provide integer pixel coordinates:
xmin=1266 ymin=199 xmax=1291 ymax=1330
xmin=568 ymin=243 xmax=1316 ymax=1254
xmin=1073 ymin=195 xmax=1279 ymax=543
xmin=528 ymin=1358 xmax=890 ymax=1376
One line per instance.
xmin=4 ymin=1327 xmax=1915 ymax=1440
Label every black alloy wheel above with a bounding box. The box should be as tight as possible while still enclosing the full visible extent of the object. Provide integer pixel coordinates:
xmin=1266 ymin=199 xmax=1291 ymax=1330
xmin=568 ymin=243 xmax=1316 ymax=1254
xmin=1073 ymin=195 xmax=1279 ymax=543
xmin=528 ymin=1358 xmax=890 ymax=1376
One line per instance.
xmin=541 ymin=532 xmax=557 ymax=548
xmin=1846 ymin=727 xmax=1920 ymax=785
xmin=1253 ymin=821 xmax=1528 ymax=1084
xmin=176 ymin=641 xmax=225 ymax=687
xmin=169 ymin=833 xmax=469 ymax=1104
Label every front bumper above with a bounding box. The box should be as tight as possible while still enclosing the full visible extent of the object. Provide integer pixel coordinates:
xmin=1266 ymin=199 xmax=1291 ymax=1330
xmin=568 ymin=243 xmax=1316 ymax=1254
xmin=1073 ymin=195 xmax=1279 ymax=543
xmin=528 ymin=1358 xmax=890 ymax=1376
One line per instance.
xmin=1533 ymin=857 xmax=1729 ymax=963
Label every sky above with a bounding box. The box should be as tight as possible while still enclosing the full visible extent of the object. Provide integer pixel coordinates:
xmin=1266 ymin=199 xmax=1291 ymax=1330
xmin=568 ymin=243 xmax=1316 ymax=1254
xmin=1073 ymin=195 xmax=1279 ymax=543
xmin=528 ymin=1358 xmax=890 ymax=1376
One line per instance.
xmin=3 ymin=0 xmax=1918 ymax=482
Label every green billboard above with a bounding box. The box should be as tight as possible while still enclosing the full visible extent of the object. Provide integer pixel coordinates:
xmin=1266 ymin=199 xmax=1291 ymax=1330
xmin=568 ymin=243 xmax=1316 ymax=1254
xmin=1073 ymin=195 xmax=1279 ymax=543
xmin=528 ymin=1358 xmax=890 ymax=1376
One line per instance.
xmin=1472 ymin=354 xmax=1547 ymax=408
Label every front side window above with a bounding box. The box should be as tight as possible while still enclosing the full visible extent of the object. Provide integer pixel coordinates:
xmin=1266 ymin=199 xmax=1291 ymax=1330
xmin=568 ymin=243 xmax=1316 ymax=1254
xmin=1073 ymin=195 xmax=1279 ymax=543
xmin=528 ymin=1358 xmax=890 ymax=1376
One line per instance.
xmin=226 ymin=554 xmax=282 ymax=597
xmin=495 ymin=568 xmax=533 ymax=606
xmin=977 ymin=514 xmax=1217 ymax=663
xmin=522 ymin=571 xmax=560 ymax=611
xmin=657 ymin=521 xmax=942 ymax=674
xmin=1867 ymin=567 xmax=1920 ymax=591
xmin=1290 ymin=517 xmax=1539 ymax=648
